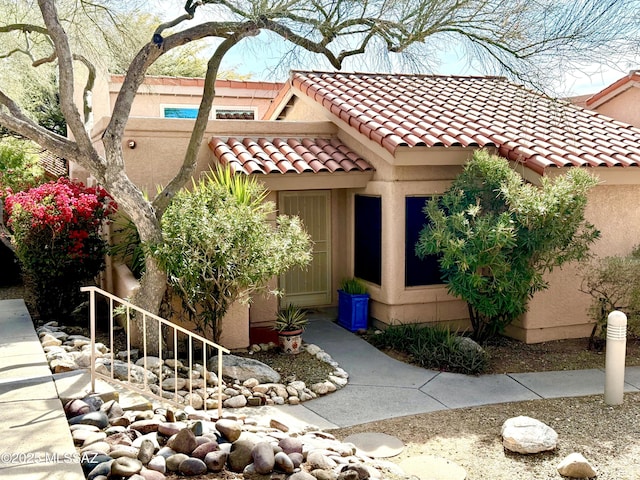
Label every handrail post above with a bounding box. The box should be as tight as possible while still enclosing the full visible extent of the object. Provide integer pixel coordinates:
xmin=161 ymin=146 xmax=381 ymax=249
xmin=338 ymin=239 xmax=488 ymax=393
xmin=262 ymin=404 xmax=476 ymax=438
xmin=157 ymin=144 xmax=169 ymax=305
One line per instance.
xmin=88 ymin=287 xmax=96 ymax=393
xmin=218 ymin=351 xmax=223 ymax=419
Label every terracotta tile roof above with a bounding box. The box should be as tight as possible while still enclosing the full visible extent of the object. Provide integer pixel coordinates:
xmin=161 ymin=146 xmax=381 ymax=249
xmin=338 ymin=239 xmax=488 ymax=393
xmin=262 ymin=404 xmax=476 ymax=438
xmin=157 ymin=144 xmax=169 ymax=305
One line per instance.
xmin=110 ymin=74 xmax=284 ymax=94
xmin=290 ymin=71 xmax=640 ymax=174
xmin=209 ymin=137 xmax=373 ymax=175
xmin=38 ymin=150 xmax=67 ymax=177
xmin=215 ymin=111 xmax=255 ymax=120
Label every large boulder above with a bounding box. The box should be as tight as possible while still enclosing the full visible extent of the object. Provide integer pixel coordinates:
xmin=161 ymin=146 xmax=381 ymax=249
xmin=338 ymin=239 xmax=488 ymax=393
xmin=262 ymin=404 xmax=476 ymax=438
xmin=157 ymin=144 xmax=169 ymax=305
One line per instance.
xmin=501 ymin=416 xmax=558 ymax=454
xmin=208 ymin=354 xmax=280 ymax=383
xmin=95 ymin=359 xmax=158 ymax=385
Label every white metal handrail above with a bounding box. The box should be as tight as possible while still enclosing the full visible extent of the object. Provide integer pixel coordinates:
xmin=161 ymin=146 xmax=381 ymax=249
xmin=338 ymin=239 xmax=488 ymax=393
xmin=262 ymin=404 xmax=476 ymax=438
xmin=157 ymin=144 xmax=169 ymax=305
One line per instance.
xmin=81 ymin=286 xmax=230 ymax=418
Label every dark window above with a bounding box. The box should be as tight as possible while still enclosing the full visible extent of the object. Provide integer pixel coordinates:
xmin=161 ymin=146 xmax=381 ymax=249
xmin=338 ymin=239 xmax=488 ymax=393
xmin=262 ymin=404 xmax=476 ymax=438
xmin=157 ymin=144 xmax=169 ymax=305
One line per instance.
xmin=405 ymin=196 xmax=442 ymax=286
xmin=354 ymin=195 xmax=381 ymax=285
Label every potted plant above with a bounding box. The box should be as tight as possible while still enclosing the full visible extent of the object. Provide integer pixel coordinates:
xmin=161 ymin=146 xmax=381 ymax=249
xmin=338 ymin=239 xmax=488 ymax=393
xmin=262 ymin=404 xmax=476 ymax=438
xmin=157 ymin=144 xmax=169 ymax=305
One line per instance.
xmin=338 ymin=278 xmax=370 ymax=332
xmin=274 ymin=303 xmax=308 ymax=354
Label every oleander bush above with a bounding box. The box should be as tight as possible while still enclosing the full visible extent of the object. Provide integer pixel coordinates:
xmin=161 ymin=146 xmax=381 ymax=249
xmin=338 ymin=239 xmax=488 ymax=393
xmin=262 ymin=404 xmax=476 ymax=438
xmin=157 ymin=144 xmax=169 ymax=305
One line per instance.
xmin=417 ymin=150 xmax=600 ymax=342
xmin=4 ymin=177 xmax=117 ymax=320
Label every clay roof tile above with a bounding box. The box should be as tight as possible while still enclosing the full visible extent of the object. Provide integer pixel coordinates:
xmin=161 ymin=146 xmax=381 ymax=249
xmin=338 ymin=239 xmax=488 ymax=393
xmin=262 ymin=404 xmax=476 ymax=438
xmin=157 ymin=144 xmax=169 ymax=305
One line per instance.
xmin=209 ymin=135 xmax=372 ymax=176
xmin=290 ymin=71 xmax=640 ymax=172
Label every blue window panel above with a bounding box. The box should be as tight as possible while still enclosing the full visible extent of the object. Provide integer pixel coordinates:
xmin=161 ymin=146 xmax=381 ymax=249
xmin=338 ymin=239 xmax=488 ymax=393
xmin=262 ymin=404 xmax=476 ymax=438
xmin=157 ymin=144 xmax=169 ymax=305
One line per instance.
xmin=163 ymin=107 xmax=199 ymax=119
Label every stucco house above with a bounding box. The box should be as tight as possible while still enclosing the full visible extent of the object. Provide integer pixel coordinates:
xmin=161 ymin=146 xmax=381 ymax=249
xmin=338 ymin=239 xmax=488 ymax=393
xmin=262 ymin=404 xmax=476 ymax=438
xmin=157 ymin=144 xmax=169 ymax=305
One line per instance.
xmin=84 ymin=71 xmax=640 ymax=348
xmin=570 ymin=70 xmax=640 ymax=128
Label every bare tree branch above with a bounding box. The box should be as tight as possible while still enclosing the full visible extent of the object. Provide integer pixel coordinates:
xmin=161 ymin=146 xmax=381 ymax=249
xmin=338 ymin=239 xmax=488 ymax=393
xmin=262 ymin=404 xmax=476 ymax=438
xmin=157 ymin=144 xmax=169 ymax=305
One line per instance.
xmin=0 ymin=23 xmax=49 ymax=35
xmin=153 ymin=26 xmax=259 ymax=217
xmin=37 ymin=0 xmax=93 ymax=152
xmin=0 ymin=89 xmax=101 ymax=173
xmin=72 ymin=54 xmax=96 ymax=126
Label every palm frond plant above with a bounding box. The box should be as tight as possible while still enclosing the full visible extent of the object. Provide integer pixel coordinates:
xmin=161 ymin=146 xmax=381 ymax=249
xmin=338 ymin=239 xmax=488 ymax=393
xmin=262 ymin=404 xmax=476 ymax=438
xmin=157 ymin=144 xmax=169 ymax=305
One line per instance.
xmin=274 ymin=303 xmax=308 ymax=333
xmin=274 ymin=303 xmax=308 ymax=354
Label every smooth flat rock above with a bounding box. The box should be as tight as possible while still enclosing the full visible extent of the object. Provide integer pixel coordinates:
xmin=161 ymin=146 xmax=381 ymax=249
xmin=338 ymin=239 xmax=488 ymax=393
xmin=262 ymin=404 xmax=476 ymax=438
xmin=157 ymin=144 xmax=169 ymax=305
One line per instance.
xmin=343 ymin=432 xmax=404 ymax=458
xmin=399 ymin=455 xmax=467 ymax=480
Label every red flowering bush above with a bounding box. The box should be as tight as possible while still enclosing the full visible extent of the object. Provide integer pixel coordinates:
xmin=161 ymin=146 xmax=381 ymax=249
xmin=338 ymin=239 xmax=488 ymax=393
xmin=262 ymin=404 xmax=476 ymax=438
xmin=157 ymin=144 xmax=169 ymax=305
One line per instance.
xmin=4 ymin=178 xmax=117 ymax=320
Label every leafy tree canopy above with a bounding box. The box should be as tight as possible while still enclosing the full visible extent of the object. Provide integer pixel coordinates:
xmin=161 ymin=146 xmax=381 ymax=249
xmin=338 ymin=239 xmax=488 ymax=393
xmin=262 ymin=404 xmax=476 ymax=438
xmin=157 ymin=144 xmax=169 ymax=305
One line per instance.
xmin=417 ymin=150 xmax=600 ymax=341
xmin=0 ymin=138 xmax=45 ymax=194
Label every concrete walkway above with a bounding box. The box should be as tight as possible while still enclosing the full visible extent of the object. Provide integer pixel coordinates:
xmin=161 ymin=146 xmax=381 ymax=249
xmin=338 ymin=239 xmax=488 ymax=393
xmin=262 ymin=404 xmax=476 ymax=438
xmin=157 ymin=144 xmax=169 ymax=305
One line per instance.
xmin=2 ymin=297 xmax=640 ymax=478
xmin=0 ymin=299 xmax=84 ymax=480
xmin=298 ymin=315 xmax=640 ymax=427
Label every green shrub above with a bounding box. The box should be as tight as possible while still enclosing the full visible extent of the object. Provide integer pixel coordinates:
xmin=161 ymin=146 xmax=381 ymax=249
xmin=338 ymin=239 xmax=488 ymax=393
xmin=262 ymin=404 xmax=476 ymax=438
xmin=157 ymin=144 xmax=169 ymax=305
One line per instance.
xmin=369 ymin=323 xmax=488 ymax=374
xmin=417 ymin=149 xmax=600 ymax=342
xmin=153 ymin=166 xmax=312 ymax=343
xmin=580 ymin=247 xmax=640 ymax=349
xmin=110 ymin=215 xmax=146 ymax=278
xmin=339 ymin=277 xmax=368 ymax=294
xmin=0 ymin=138 xmax=44 ymax=195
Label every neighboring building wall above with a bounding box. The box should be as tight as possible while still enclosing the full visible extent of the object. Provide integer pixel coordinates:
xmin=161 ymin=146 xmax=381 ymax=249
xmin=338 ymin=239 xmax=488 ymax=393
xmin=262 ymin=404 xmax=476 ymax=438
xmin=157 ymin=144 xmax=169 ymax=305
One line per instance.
xmin=509 ymin=174 xmax=640 ymax=342
xmin=99 ymin=75 xmax=282 ymax=120
xmin=589 ymin=87 xmax=640 ymax=128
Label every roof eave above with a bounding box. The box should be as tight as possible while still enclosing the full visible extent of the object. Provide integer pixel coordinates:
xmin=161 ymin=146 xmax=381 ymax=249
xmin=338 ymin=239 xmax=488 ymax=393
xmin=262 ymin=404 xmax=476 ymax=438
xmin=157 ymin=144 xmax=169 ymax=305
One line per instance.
xmin=586 ymin=72 xmax=640 ymax=109
xmin=253 ymin=170 xmax=373 ymax=191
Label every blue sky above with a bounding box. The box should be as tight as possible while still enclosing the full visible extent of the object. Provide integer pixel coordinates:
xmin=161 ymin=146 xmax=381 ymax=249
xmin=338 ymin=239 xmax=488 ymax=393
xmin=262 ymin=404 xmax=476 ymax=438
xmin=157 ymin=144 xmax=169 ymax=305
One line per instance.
xmin=218 ymin=31 xmax=633 ymax=97
xmin=149 ymin=1 xmax=636 ymax=97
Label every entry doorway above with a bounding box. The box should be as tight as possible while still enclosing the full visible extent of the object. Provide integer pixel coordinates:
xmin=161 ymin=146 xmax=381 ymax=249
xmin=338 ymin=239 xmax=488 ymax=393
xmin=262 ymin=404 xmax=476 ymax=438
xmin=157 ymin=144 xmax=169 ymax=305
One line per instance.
xmin=279 ymin=190 xmax=332 ymax=307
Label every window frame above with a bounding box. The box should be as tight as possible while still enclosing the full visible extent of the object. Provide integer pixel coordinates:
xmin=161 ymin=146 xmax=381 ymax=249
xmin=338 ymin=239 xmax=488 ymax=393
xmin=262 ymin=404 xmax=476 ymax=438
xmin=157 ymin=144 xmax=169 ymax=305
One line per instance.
xmin=160 ymin=104 xmax=258 ymax=120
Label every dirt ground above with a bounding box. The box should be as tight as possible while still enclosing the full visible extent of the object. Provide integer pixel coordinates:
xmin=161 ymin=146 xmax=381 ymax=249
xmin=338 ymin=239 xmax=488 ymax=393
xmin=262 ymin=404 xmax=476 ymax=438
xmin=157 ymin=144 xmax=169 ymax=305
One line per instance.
xmin=331 ymin=393 xmax=640 ymax=479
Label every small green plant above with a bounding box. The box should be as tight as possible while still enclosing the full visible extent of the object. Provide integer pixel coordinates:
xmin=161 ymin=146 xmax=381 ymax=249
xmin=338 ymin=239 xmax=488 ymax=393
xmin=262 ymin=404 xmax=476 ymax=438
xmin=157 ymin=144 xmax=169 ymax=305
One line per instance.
xmin=274 ymin=304 xmax=308 ymax=332
xmin=369 ymin=323 xmax=488 ymax=374
xmin=340 ymin=277 xmax=368 ymax=295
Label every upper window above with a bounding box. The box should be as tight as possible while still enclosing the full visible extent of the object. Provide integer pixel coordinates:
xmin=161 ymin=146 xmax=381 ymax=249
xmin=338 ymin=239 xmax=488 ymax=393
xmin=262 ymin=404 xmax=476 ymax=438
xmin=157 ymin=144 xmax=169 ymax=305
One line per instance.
xmin=405 ymin=196 xmax=442 ymax=286
xmin=163 ymin=106 xmax=199 ymax=119
xmin=161 ymin=105 xmax=256 ymax=120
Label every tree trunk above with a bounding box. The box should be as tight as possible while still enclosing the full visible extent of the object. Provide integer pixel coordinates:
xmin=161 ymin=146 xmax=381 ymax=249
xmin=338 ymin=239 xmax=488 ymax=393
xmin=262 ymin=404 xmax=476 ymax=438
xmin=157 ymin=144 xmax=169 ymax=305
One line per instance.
xmin=130 ymin=256 xmax=166 ymax=356
xmin=104 ymin=167 xmax=167 ymax=355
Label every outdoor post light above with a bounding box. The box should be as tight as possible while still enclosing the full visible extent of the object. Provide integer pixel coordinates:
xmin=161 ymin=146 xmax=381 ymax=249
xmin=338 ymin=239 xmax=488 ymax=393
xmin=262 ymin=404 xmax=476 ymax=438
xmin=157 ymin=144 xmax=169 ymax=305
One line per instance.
xmin=605 ymin=310 xmax=627 ymax=405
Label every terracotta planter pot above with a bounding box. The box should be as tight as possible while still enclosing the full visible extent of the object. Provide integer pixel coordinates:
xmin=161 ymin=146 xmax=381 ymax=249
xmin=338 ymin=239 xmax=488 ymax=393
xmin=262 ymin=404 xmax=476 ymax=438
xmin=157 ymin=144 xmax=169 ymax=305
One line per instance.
xmin=278 ymin=329 xmax=303 ymax=354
